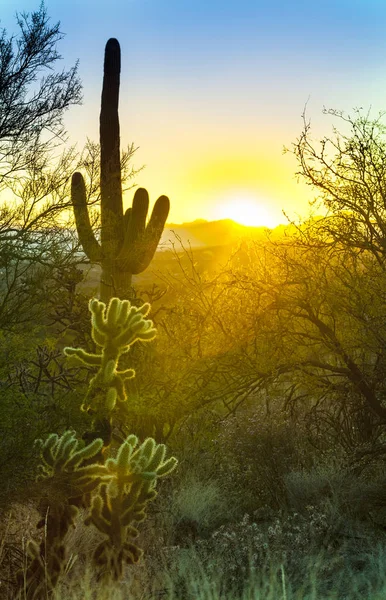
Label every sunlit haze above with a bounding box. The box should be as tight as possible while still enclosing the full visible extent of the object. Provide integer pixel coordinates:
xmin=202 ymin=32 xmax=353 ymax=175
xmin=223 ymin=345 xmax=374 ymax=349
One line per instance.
xmin=213 ymin=193 xmax=278 ymax=228
xmin=2 ymin=0 xmax=386 ymax=225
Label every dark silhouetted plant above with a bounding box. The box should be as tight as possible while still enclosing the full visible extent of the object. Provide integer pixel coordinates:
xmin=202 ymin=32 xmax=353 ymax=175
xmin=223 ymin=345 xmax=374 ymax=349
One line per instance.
xmin=71 ymin=38 xmax=170 ymax=302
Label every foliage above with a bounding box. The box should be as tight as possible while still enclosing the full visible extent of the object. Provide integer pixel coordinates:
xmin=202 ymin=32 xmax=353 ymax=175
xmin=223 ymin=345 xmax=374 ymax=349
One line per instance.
xmin=0 ymin=3 xmax=85 ymax=335
xmin=2 ymin=63 xmax=386 ymax=596
xmin=171 ymin=474 xmax=232 ymax=536
xmin=46 ymin=541 xmax=386 ymax=599
xmin=46 ymin=266 xmax=95 ymax=349
xmin=164 ymin=232 xmax=386 ymax=453
xmin=0 ymin=342 xmax=91 ymax=508
xmin=214 ymin=400 xmax=312 ymax=513
xmin=193 ymin=507 xmax=352 ymax=596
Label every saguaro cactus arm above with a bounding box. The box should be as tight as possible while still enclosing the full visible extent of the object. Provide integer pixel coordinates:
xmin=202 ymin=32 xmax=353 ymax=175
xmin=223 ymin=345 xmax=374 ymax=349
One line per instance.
xmin=134 ymin=193 xmax=170 ymax=271
xmin=118 ymin=188 xmax=170 ymax=273
xmin=71 ymin=172 xmax=102 ymax=262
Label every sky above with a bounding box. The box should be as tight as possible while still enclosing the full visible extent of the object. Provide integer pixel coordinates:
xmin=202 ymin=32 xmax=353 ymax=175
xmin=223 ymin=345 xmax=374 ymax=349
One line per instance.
xmin=2 ymin=0 xmax=386 ymax=226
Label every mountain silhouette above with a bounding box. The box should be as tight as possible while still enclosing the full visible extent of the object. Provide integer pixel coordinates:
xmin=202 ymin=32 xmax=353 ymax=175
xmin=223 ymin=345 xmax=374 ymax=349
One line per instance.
xmin=160 ymin=218 xmax=273 ymax=249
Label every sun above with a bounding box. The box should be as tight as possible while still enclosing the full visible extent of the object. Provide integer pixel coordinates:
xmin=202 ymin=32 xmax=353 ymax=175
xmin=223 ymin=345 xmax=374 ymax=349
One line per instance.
xmin=215 ymin=195 xmax=277 ymax=228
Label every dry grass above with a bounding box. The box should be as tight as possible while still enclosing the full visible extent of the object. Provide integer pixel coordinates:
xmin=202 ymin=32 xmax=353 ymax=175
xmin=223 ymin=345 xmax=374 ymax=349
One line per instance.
xmin=2 ymin=496 xmax=386 ymax=600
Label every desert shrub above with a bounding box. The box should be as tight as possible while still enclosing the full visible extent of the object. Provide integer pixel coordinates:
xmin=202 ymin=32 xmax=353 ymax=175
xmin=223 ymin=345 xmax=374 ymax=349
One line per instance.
xmin=284 ymin=459 xmax=386 ymax=534
xmin=192 ymin=510 xmax=325 ymax=592
xmin=214 ymin=399 xmax=315 ymax=514
xmin=284 ymin=464 xmax=345 ymax=513
xmin=0 ymin=351 xmax=91 ymax=508
xmin=172 ymin=474 xmax=232 ymax=535
xmin=47 ymin=268 xmax=95 ymax=351
xmin=147 ymin=472 xmax=236 ymax=549
xmin=190 ymin=505 xmax=386 ymax=598
xmin=0 ymin=266 xmax=96 ymax=509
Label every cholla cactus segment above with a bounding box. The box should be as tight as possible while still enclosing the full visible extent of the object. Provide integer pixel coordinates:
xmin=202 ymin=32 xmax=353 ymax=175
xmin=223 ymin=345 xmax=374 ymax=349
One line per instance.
xmin=64 ymin=297 xmax=156 ymax=415
xmin=62 ymin=347 xmax=102 ymax=366
xmin=93 ymin=538 xmax=143 ymax=580
xmin=35 ymin=430 xmax=108 ymax=498
xmin=88 ymin=297 xmax=155 ymax=352
xmin=105 ymin=387 xmax=118 ymax=411
xmin=84 ymin=434 xmax=177 ymax=580
xmin=105 ymin=435 xmax=178 ymax=484
xmin=64 ymin=298 xmax=156 ymax=364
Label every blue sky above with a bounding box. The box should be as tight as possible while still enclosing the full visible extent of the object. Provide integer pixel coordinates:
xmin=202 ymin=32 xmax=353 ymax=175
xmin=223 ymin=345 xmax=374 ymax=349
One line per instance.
xmin=2 ymin=0 xmax=386 ymax=224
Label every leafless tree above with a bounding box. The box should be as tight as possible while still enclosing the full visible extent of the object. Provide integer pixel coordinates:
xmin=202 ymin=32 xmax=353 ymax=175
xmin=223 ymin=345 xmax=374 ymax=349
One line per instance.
xmin=288 ymin=107 xmax=386 ymax=267
xmin=0 ymin=2 xmax=81 ymax=189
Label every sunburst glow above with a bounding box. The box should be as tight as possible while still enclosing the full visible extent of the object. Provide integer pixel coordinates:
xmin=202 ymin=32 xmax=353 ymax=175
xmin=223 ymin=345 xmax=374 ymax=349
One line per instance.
xmin=215 ymin=195 xmax=277 ymax=228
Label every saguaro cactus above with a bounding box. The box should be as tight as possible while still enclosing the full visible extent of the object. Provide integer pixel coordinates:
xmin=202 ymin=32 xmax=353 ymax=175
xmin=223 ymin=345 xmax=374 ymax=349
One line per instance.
xmin=71 ymin=38 xmax=170 ymax=302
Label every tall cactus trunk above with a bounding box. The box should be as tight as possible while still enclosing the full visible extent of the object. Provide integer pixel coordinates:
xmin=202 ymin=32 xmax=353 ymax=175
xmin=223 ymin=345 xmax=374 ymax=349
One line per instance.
xmin=100 ymin=262 xmax=132 ymax=302
xmin=100 ymin=38 xmax=124 ymax=265
xmin=99 ymin=38 xmax=127 ymax=302
xmin=71 ymin=38 xmax=170 ymax=303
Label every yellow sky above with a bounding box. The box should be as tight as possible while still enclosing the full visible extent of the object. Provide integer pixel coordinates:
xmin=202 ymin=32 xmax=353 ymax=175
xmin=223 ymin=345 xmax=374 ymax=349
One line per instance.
xmin=4 ymin=0 xmax=386 ymax=228
xmin=65 ymin=73 xmax=386 ymax=229
xmin=58 ymin=0 xmax=386 ymax=229
xmin=119 ymin=130 xmax=314 ymax=227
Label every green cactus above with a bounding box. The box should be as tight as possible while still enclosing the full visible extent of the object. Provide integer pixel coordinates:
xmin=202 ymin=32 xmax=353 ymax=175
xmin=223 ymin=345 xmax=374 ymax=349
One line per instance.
xmin=71 ymin=38 xmax=170 ymax=302
xmin=64 ymin=297 xmax=156 ymax=420
xmin=17 ymin=432 xmax=108 ymax=599
xmin=35 ymin=430 xmax=108 ymax=494
xmin=85 ymin=434 xmax=177 ymax=581
xmin=18 ymin=296 xmax=177 ymax=598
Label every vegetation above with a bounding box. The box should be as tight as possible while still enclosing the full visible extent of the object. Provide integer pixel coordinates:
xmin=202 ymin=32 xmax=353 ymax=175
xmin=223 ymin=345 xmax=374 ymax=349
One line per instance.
xmin=0 ymin=2 xmax=84 ymax=335
xmin=71 ymin=38 xmax=170 ymax=302
xmin=1 ymin=4 xmax=386 ymax=599
xmin=15 ymin=297 xmax=177 ymax=599
xmin=289 ymin=107 xmax=386 ymax=264
xmin=0 ymin=2 xmax=81 ymax=189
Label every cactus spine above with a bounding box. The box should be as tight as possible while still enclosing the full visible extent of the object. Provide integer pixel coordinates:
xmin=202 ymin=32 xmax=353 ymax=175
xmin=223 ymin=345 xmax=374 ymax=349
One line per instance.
xmin=71 ymin=38 xmax=170 ymax=302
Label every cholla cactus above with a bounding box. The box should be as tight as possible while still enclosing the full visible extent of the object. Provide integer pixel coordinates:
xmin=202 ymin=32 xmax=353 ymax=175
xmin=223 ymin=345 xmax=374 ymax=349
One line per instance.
xmin=18 ymin=296 xmax=177 ymax=598
xmin=36 ymin=430 xmax=108 ymax=495
xmin=18 ymin=432 xmax=108 ymax=600
xmin=64 ymin=297 xmax=156 ymax=416
xmin=86 ymin=434 xmax=177 ymax=580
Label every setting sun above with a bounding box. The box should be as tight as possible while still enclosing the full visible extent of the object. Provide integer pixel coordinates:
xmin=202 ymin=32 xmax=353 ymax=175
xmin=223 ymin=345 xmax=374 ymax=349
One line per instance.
xmin=215 ymin=195 xmax=278 ymax=228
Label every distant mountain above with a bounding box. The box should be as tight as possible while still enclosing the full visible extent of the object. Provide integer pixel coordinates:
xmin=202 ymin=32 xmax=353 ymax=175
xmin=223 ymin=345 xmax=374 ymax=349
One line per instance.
xmin=78 ymin=218 xmax=299 ymax=292
xmin=159 ymin=218 xmax=276 ymax=249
